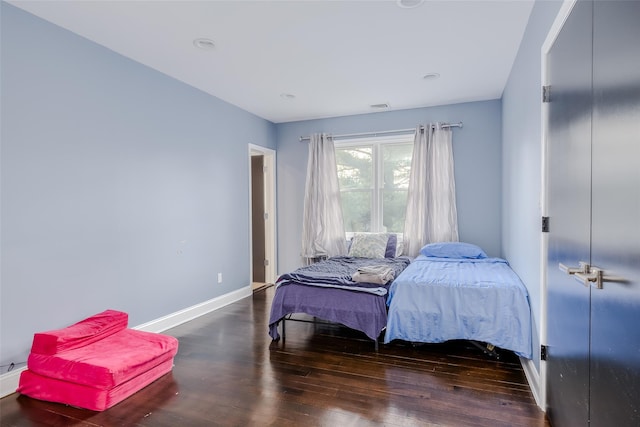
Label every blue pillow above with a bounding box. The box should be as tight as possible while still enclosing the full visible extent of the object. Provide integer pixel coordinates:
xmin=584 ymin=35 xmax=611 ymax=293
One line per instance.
xmin=419 ymin=242 xmax=487 ymax=259
xmin=385 ymin=234 xmax=397 ymax=258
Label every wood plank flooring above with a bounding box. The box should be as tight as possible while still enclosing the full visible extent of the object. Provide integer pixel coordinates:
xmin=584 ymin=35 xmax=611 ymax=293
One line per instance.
xmin=0 ymin=286 xmax=549 ymax=426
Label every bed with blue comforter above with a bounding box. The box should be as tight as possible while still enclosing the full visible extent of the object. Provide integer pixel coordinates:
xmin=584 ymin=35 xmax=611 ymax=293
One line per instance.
xmin=384 ymin=242 xmax=532 ymax=359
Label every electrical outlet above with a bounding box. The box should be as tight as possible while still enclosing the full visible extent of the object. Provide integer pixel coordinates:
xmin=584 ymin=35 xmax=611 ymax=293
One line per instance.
xmin=217 ymin=273 xmax=222 ymax=283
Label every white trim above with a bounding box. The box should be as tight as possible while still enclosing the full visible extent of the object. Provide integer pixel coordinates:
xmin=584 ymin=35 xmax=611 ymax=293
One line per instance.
xmin=335 ymin=133 xmax=415 ymax=146
xmin=0 ymin=286 xmax=252 ymax=398
xmin=541 ymin=0 xmax=578 ymax=56
xmin=538 ymin=0 xmax=578 ymax=412
xmin=248 ymin=144 xmax=278 ymax=285
xmin=263 ymin=149 xmax=277 ymax=284
xmin=521 ymin=357 xmax=543 ymax=409
xmin=134 ymin=286 xmax=252 ymax=333
xmin=0 ymin=367 xmax=26 ymax=399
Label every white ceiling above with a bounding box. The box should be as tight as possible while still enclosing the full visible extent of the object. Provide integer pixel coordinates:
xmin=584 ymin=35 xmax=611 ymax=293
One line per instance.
xmin=9 ymin=0 xmax=535 ymax=124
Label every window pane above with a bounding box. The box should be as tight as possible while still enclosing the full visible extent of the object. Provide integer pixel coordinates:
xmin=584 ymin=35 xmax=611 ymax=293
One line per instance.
xmin=336 ymin=146 xmax=373 ymax=190
xmin=383 ymin=189 xmax=408 ymax=233
xmin=335 ymin=138 xmax=413 ymax=235
xmin=341 ymin=190 xmax=371 ymax=232
xmin=382 ymin=144 xmax=412 ymax=190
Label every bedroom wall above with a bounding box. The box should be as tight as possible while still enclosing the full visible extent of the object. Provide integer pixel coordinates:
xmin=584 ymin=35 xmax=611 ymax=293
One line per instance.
xmin=275 ymin=100 xmax=503 ymax=274
xmin=502 ymin=0 xmax=563 ymax=372
xmin=0 ymin=3 xmax=276 ymax=368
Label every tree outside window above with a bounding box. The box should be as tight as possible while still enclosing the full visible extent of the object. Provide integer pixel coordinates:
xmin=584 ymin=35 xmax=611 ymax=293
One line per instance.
xmin=335 ymin=135 xmax=413 ymax=235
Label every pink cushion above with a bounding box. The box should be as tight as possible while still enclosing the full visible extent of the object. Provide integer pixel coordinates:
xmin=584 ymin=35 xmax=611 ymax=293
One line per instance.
xmin=30 ymin=310 xmax=128 ymax=355
xmin=27 ymin=329 xmax=178 ymax=389
xmin=17 ymin=358 xmax=176 ymax=411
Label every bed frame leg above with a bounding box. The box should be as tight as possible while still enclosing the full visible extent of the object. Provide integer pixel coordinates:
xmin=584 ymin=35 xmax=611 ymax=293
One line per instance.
xmin=470 ymin=341 xmax=499 ymax=359
xmin=281 ymin=318 xmax=286 ymax=341
xmin=374 ymin=340 xmax=379 ymax=352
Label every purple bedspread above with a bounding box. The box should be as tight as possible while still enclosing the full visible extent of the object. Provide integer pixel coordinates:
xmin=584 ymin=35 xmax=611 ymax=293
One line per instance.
xmin=268 ymin=256 xmax=410 ymax=342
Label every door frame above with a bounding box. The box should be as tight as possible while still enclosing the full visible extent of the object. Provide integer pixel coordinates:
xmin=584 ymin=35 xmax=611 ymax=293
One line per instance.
xmin=539 ymin=0 xmax=579 ymax=411
xmin=248 ymin=144 xmax=277 ymax=285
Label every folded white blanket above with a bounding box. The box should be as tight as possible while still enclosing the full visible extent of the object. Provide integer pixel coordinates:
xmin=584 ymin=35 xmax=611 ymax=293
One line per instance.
xmin=352 ymin=265 xmax=395 ymax=285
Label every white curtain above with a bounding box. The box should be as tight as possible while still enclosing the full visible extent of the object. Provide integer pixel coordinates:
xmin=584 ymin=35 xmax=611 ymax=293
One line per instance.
xmin=403 ymin=123 xmax=459 ymax=257
xmin=301 ymin=133 xmax=347 ymax=259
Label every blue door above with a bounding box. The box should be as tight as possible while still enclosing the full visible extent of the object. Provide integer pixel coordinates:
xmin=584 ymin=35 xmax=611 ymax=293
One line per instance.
xmin=547 ymin=1 xmax=640 ymax=425
xmin=588 ymin=1 xmax=640 ymax=425
xmin=546 ymin=1 xmax=593 ymax=425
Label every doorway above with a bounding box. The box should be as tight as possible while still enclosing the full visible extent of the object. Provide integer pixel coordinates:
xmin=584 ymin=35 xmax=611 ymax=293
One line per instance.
xmin=249 ymin=145 xmax=276 ymax=292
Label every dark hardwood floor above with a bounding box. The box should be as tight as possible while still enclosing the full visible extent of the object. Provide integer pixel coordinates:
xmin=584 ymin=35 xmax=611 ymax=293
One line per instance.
xmin=0 ymin=286 xmax=549 ymax=426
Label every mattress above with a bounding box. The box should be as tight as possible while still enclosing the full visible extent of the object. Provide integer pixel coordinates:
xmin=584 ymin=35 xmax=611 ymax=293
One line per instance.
xmin=269 ymin=283 xmax=390 ymax=341
xmin=30 ymin=309 xmax=129 ymax=355
xmin=27 ymin=329 xmax=178 ymax=389
xmin=384 ymin=255 xmax=533 ymax=358
xmin=269 ymin=256 xmax=410 ymax=342
xmin=17 ymin=358 xmax=175 ymax=411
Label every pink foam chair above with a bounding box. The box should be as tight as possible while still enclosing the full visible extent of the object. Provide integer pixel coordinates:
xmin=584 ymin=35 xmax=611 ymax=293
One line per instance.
xmin=17 ymin=309 xmax=179 ymax=411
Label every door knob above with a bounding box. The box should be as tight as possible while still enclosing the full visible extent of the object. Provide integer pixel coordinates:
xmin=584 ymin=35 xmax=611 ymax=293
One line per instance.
xmin=559 ymin=261 xmax=590 ymax=275
xmin=574 ymin=268 xmax=603 ymax=289
xmin=573 ymin=267 xmax=627 ymax=290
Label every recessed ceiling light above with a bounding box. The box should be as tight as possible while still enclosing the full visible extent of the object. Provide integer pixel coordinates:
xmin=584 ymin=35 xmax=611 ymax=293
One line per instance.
xmin=370 ymin=103 xmax=390 ymax=109
xmin=280 ymin=93 xmax=296 ymax=100
xmin=396 ymin=0 xmax=425 ymax=9
xmin=423 ymin=72 xmax=441 ymax=80
xmin=193 ymin=38 xmax=215 ymax=50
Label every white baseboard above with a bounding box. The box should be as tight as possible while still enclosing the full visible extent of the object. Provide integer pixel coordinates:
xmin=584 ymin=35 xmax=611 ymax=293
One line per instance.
xmin=520 ymin=356 xmax=543 ymax=410
xmin=0 ymin=367 xmax=26 ymax=399
xmin=134 ymin=286 xmax=252 ymax=333
xmin=0 ymin=286 xmax=252 ymax=399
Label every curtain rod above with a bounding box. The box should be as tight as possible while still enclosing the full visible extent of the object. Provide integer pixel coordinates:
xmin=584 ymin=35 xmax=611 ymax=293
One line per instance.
xmin=298 ymin=122 xmax=463 ymax=142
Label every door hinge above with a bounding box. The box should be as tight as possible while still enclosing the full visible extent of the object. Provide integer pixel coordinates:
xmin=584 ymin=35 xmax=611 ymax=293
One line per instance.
xmin=541 ymin=345 xmax=548 ymax=361
xmin=264 ymin=212 xmax=269 ymax=220
xmin=543 ymin=85 xmax=551 ymax=103
xmin=263 ymin=259 xmax=269 ymax=267
xmin=542 ymin=216 xmax=550 ymax=233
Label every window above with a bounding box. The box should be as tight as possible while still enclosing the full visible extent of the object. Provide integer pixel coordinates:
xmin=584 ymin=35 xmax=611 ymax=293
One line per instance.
xmin=335 ymin=135 xmax=413 ymax=234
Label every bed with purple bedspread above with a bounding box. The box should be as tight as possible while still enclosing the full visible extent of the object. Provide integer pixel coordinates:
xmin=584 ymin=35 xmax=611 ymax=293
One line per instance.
xmin=268 ymin=256 xmax=411 ymax=343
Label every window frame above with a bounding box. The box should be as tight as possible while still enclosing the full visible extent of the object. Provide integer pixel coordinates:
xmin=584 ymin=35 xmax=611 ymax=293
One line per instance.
xmin=335 ymin=133 xmax=414 ymax=237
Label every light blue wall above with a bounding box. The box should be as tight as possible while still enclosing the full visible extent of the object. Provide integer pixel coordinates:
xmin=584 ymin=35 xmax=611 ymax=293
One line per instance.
xmin=502 ymin=0 xmax=563 ymax=371
xmin=1 ymin=0 xmax=564 ymax=376
xmin=276 ymin=100 xmax=503 ymax=274
xmin=0 ymin=3 xmax=276 ymax=367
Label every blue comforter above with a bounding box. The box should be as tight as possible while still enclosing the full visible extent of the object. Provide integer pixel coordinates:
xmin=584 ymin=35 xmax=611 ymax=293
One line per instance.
xmin=384 ymin=255 xmax=533 ymax=359
xmin=269 ymin=256 xmax=411 ymax=341
xmin=276 ymin=256 xmax=411 ymax=296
